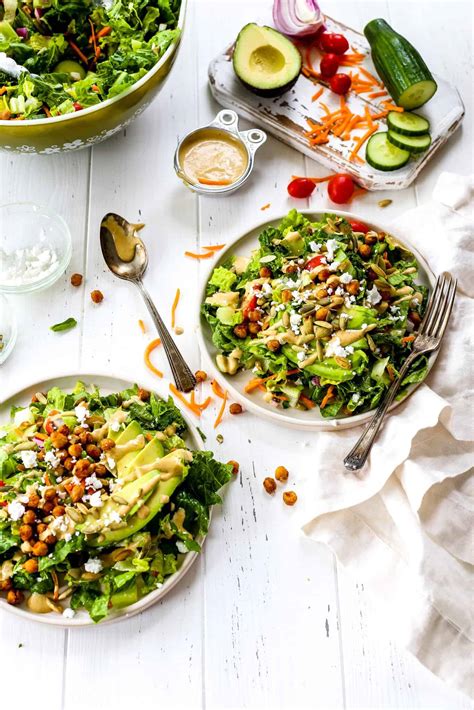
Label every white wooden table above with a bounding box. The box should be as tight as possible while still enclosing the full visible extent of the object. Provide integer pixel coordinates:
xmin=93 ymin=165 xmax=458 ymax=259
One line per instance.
xmin=0 ymin=1 xmax=472 ymax=708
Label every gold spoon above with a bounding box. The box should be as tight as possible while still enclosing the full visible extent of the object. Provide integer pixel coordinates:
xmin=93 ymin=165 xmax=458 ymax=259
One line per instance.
xmin=100 ymin=213 xmax=196 ymax=393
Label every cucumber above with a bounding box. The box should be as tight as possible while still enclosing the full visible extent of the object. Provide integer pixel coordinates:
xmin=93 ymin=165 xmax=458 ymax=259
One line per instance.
xmin=364 ymin=19 xmax=437 ymax=109
xmin=365 ymin=132 xmax=410 ymax=171
xmin=387 ymin=130 xmax=431 ymax=154
xmin=387 ymin=111 xmax=430 ymax=136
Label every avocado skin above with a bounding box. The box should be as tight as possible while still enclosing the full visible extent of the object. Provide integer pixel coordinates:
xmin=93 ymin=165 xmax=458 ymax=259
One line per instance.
xmin=233 ymin=23 xmax=301 ymax=99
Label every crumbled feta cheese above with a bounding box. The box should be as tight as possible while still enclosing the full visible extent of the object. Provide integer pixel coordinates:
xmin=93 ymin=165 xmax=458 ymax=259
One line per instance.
xmin=44 ymin=450 xmax=60 ymax=469
xmin=84 ymin=473 xmax=102 ymax=491
xmin=296 ymin=351 xmax=306 ymax=362
xmin=176 ymin=541 xmax=188 ymax=554
xmin=106 ymin=456 xmax=116 ymax=470
xmin=104 ymin=510 xmax=122 ymax=526
xmin=20 ymin=450 xmax=37 ymax=469
xmin=325 ymin=337 xmax=353 ymax=359
xmin=262 ymin=282 xmax=273 ymax=296
xmin=325 ymin=239 xmax=339 ymax=262
xmin=74 ymin=404 xmax=90 ymax=425
xmin=340 ymin=272 xmax=353 ymax=284
xmin=367 ymin=285 xmax=382 ymax=305
xmin=309 ymin=241 xmax=321 ymax=252
xmin=335 ymin=286 xmax=345 ymax=296
xmin=84 ymin=558 xmax=103 ymax=574
xmin=329 ymin=261 xmax=341 ymax=272
xmin=352 ymin=393 xmax=361 ymax=403
xmin=109 ymin=420 xmax=121 ymax=432
xmin=64 ymin=533 xmax=72 ymax=542
xmin=7 ymin=500 xmax=25 ymax=521
xmin=327 ymin=288 xmax=334 ymax=295
xmin=87 ymin=491 xmax=103 ymax=508
xmin=13 ymin=408 xmax=33 ymax=427
xmin=289 ymin=313 xmax=302 ymax=334
xmin=62 ymin=608 xmax=75 ymax=619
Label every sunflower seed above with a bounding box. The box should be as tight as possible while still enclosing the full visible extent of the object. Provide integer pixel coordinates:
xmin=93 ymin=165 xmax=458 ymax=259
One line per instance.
xmin=366 ymin=334 xmax=378 ymax=354
xmin=66 ymin=507 xmax=84 ymax=524
xmin=378 ymin=199 xmax=392 ymax=208
xmin=335 ymin=356 xmax=351 ymax=369
xmin=316 ymin=341 xmax=324 ymax=361
xmin=300 ymin=302 xmax=316 ymax=314
xmin=314 ymin=320 xmax=333 ymax=329
xmin=76 ymin=503 xmax=89 ymax=516
xmin=111 ymin=495 xmax=128 ymax=505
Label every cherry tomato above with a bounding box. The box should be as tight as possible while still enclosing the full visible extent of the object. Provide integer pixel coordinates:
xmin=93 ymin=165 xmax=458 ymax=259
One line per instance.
xmin=73 ymin=102 xmax=83 ymax=111
xmin=306 ymin=255 xmax=325 ymax=270
xmin=327 ymin=174 xmax=354 ymax=204
xmin=319 ymin=53 xmax=339 ymax=78
xmin=329 ymin=73 xmax=352 ymax=95
xmin=287 ymin=177 xmax=316 ymax=199
xmin=318 ymin=32 xmax=349 ymax=55
xmin=242 ymin=295 xmax=257 ymax=318
xmin=348 ymin=220 xmax=369 ymax=233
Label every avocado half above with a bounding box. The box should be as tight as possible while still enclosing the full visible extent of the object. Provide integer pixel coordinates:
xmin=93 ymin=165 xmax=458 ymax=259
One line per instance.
xmin=233 ymin=23 xmax=302 ymax=98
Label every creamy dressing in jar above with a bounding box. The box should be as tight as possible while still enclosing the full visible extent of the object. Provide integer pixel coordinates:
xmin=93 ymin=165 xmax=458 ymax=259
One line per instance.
xmin=179 ymin=128 xmax=248 ymax=186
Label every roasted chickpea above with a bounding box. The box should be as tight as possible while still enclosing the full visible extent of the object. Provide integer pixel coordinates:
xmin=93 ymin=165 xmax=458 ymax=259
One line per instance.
xmin=233 ymin=324 xmax=248 ymax=339
xmin=86 ymin=444 xmax=101 ymax=460
xmin=57 ymin=424 xmax=70 ymax=436
xmin=70 ymin=484 xmax=85 ymax=503
xmin=22 ymin=509 xmax=36 ymax=525
xmin=100 ymin=438 xmax=116 ymax=452
xmin=19 ymin=524 xmax=34 ymax=542
xmin=315 ymin=307 xmax=329 ymax=321
xmin=227 ymin=460 xmax=239 ymax=475
xmin=408 ymin=310 xmax=422 ymax=326
xmin=70 ymin=273 xmax=83 ymax=287
xmin=73 ymin=459 xmax=91 ymax=479
xmin=90 ymin=289 xmax=104 ymax=304
xmin=36 ymin=523 xmax=48 ymax=535
xmin=42 ymin=533 xmax=57 ymax=546
xmin=78 ymin=430 xmax=93 ymax=446
xmin=359 ymin=244 xmax=372 ymax=259
xmin=42 ymin=501 xmax=55 ymax=514
xmin=263 ymin=477 xmax=277 ymax=494
xmin=364 ymin=233 xmax=378 ymax=245
xmin=7 ymin=589 xmax=24 ymax=606
xmin=275 ymin=466 xmax=289 ymax=482
xmin=267 ymin=339 xmax=281 ymax=353
xmin=318 ymin=268 xmax=331 ymax=282
xmin=68 ymin=443 xmax=83 ymax=458
xmin=32 ymin=541 xmax=49 ymax=557
xmin=283 ymin=491 xmax=298 ymax=506
xmin=259 ymin=266 xmax=272 ymax=278
xmin=23 ymin=558 xmax=39 ymax=574
xmin=27 ymin=494 xmax=40 ymax=509
xmin=55 ymin=449 xmax=69 ymax=463
xmin=247 ymin=310 xmax=261 ymax=322
xmin=229 ymin=403 xmax=243 ymax=415
xmin=195 ymin=370 xmax=207 ymax=383
xmin=52 ymin=505 xmax=66 ymax=518
xmin=94 ymin=464 xmax=107 ymax=477
xmin=63 ymin=457 xmax=75 ymax=472
xmin=285 ymin=263 xmax=298 ymax=274
xmin=281 ymin=289 xmax=292 ymax=303
xmin=137 ymin=388 xmax=150 ymax=401
xmin=50 ymin=432 xmax=69 ymax=449
xmin=345 ymin=280 xmax=360 ymax=296
xmin=0 ymin=579 xmax=13 ymax=592
xmin=248 ymin=322 xmax=261 ymax=335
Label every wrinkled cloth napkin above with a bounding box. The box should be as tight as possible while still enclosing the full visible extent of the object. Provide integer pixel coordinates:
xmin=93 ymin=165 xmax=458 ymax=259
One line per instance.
xmin=301 ymin=172 xmax=474 ymax=697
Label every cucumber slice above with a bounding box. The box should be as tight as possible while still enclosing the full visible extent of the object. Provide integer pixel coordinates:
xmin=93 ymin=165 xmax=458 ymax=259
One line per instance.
xmin=387 ymin=111 xmax=430 ymax=136
xmin=365 ymin=132 xmax=410 ymax=171
xmin=397 ymin=80 xmax=437 ymax=110
xmin=387 ymin=130 xmax=431 ymax=154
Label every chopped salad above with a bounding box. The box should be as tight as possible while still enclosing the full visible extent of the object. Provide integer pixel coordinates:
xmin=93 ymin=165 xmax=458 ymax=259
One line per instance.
xmin=0 ymin=0 xmax=182 ymax=120
xmin=202 ymin=210 xmax=429 ymax=418
xmin=0 ymin=383 xmax=232 ymax=622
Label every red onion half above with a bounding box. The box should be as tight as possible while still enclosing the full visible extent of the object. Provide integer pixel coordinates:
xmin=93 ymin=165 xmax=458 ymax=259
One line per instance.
xmin=273 ymin=0 xmax=324 ymax=37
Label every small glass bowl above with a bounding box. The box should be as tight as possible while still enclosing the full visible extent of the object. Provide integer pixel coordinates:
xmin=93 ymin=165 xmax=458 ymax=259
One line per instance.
xmin=0 ymin=294 xmax=17 ymax=364
xmin=0 ymin=202 xmax=72 ymax=294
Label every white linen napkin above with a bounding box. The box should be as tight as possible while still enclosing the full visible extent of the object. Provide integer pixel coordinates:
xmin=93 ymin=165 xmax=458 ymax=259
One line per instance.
xmin=300 ymin=172 xmax=474 ymax=698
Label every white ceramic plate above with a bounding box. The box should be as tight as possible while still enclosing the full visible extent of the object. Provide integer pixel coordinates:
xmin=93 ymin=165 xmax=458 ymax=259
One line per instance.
xmin=0 ymin=371 xmax=206 ymax=628
xmin=197 ymin=210 xmax=436 ymax=431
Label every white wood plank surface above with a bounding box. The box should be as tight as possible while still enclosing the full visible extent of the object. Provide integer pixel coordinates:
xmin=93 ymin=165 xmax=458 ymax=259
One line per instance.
xmin=0 ymin=1 xmax=472 ymax=709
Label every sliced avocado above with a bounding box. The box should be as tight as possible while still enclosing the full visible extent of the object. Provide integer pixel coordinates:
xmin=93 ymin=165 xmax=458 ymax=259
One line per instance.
xmin=113 ymin=421 xmax=145 ymax=475
xmin=281 ymin=230 xmax=304 ymax=255
xmin=87 ymin=450 xmax=190 ymax=547
xmin=233 ymin=23 xmax=302 ymax=98
xmin=119 ymin=435 xmax=165 ymax=480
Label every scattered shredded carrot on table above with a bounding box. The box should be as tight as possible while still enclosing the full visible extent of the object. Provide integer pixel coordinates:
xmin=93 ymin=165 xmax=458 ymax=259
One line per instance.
xmin=381 ymin=101 xmax=404 ymax=112
xmin=198 ymin=177 xmax=232 ymax=186
xmin=260 ymin=203 xmax=271 ymax=211
xmin=190 ymin=391 xmax=212 ymax=411
xmin=368 ymin=90 xmax=389 ymax=99
xmin=202 ymin=244 xmax=226 ymax=251
xmin=311 ymin=87 xmax=324 ymax=102
xmin=169 ymin=384 xmax=201 ymax=416
xmin=359 ymin=66 xmax=383 ymax=86
xmin=138 ymin=319 xmax=146 ymax=334
xmin=144 ymin=339 xmax=163 ymax=378
xmin=214 ymin=390 xmax=229 ymax=428
xmin=211 ymin=379 xmax=227 ymax=399
xmin=185 ymin=250 xmax=215 ymax=259
xmin=320 ymin=385 xmax=336 ymax=409
xmin=171 ymin=288 xmax=180 ymax=329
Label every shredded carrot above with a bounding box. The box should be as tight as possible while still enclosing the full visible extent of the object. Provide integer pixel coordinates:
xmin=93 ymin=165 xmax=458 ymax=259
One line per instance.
xmin=214 ymin=390 xmax=228 ymax=428
xmin=402 ymin=335 xmax=416 ymax=344
xmin=370 ymin=110 xmax=389 ymax=120
xmin=0 ymin=87 xmax=7 ymax=96
xmin=138 ymin=319 xmax=146 ymax=334
xmin=97 ymin=25 xmax=112 ymax=38
xmin=202 ymin=244 xmax=225 ymax=251
xmin=339 ymin=95 xmax=347 ymax=112
xmin=91 ymin=84 xmax=100 ymax=93
xmin=171 ymin=288 xmax=180 ymax=329
xmin=320 ymin=385 xmax=336 ymax=409
xmin=359 ymin=66 xmax=383 ymax=87
xmin=364 ymin=105 xmax=374 ymax=129
xmin=368 ymin=90 xmax=388 ymax=99
xmin=387 ymin=365 xmax=396 ymax=382
xmin=311 ymin=86 xmax=324 ymax=102
xmin=299 ymin=394 xmax=315 ymax=410
xmin=170 ymin=384 xmax=201 ymax=416
xmin=190 ymin=391 xmax=212 ymax=412
xmin=66 ymin=39 xmax=88 ymax=65
xmin=144 ymin=339 xmax=163 ymax=379
xmin=42 ymin=105 xmax=52 ymax=118
xmin=184 ymin=250 xmax=215 ymax=260
xmin=349 ymin=125 xmax=378 ymax=162
xmin=381 ymin=101 xmax=404 ymax=112
xmin=260 ymin=203 xmax=271 ymax=211
xmin=198 ymin=177 xmax=232 ymax=186
xmin=211 ymin=379 xmax=227 ymax=399
xmin=89 ymin=19 xmax=97 ymax=55
xmin=244 ymin=369 xmax=299 ymax=394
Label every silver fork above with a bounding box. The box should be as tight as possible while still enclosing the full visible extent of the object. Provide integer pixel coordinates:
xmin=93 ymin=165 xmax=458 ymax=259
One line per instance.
xmin=343 ymin=272 xmax=457 ymax=472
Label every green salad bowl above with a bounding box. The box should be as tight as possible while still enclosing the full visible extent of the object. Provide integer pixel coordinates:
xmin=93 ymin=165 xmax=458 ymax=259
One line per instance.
xmin=0 ymin=0 xmax=187 ymax=155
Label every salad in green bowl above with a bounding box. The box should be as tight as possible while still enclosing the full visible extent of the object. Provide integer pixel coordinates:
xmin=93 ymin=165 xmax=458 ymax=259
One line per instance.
xmin=0 ymin=0 xmax=182 ymax=120
xmin=202 ymin=210 xmax=429 ymax=419
xmin=0 ymin=382 xmax=232 ymax=623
